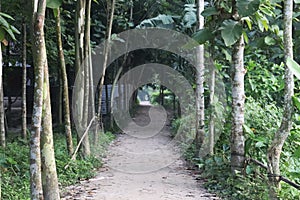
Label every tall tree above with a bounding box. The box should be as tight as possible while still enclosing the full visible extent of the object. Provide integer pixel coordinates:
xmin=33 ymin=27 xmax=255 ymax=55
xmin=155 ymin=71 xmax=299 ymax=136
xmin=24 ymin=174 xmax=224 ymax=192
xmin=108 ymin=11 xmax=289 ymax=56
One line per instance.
xmin=97 ymin=0 xmax=116 ymax=125
xmin=230 ymin=0 xmax=245 ymax=174
xmin=55 ymin=7 xmax=73 ymax=155
xmin=267 ymin=0 xmax=294 ymax=198
xmin=195 ymin=0 xmax=205 ymax=158
xmin=30 ymin=0 xmax=45 ymax=198
xmin=0 ymin=0 xmax=5 ymax=149
xmin=208 ymin=64 xmax=215 ymax=155
xmin=22 ymin=22 xmax=27 ymax=139
xmin=0 ymin=43 xmax=4 ymax=148
xmin=31 ymin=0 xmax=60 ymax=199
xmin=75 ymin=0 xmax=91 ymax=157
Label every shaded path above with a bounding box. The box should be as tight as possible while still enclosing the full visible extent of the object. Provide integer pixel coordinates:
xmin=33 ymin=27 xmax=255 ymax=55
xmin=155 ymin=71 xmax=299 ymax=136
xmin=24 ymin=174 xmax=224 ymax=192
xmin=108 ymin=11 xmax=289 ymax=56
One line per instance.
xmin=62 ymin=106 xmax=219 ymax=200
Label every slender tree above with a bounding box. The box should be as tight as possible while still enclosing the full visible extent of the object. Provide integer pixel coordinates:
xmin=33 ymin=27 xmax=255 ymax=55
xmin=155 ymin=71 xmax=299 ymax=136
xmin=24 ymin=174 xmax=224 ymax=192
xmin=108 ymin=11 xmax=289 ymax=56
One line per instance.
xmin=30 ymin=0 xmax=45 ymax=198
xmin=267 ymin=0 xmax=294 ymax=198
xmin=0 ymin=44 xmax=4 ymax=148
xmin=230 ymin=0 xmax=246 ymax=174
xmin=208 ymin=65 xmax=215 ymax=155
xmin=31 ymin=0 xmax=60 ymax=199
xmin=195 ymin=0 xmax=205 ymax=157
xmin=55 ymin=8 xmax=73 ymax=155
xmin=75 ymin=0 xmax=91 ymax=157
xmin=97 ymin=0 xmax=116 ymax=123
xmin=22 ymin=22 xmax=27 ymax=139
xmin=0 ymin=0 xmax=5 ymax=149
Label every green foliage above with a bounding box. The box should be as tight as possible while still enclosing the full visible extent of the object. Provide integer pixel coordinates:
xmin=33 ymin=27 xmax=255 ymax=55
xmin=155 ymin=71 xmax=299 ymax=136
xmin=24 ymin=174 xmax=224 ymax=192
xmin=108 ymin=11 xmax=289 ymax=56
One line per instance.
xmin=0 ymin=132 xmax=115 ymax=199
xmin=46 ymin=0 xmax=63 ymax=9
xmin=287 ymin=57 xmax=300 ymax=79
xmin=0 ymin=12 xmax=20 ymax=41
xmin=192 ymin=28 xmax=214 ymax=44
xmin=137 ymin=14 xmax=175 ymax=29
xmin=220 ymin=20 xmax=243 ymax=46
xmin=0 ymin=141 xmax=30 ymax=200
xmin=182 ymin=3 xmax=197 ymax=29
xmin=245 ymin=56 xmax=285 ymax=103
xmin=237 ymin=0 xmax=260 ymax=17
xmin=244 ymin=97 xmax=282 ymax=158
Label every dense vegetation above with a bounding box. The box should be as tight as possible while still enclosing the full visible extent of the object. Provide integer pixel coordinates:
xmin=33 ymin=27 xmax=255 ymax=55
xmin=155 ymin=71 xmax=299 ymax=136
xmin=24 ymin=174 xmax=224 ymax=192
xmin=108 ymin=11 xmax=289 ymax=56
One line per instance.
xmin=0 ymin=0 xmax=300 ymax=199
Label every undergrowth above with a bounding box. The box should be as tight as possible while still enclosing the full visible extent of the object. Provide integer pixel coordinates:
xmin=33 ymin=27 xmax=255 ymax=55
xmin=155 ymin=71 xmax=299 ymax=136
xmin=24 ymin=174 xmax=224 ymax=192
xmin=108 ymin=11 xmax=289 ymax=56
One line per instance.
xmin=0 ymin=131 xmax=115 ymax=200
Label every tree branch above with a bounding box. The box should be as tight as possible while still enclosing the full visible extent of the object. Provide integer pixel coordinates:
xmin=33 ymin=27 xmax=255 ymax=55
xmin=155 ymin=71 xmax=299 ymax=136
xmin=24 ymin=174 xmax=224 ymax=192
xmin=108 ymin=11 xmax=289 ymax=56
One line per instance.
xmin=247 ymin=157 xmax=300 ymax=190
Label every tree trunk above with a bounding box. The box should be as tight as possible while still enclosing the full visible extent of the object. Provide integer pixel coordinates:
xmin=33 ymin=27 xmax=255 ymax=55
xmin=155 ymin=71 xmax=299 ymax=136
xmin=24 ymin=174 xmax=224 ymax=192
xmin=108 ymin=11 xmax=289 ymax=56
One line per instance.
xmin=195 ymin=0 xmax=205 ymax=157
xmin=81 ymin=0 xmax=92 ymax=157
xmin=0 ymin=0 xmax=5 ymax=148
xmin=41 ymin=56 xmax=60 ymax=200
xmin=208 ymin=67 xmax=215 ymax=155
xmin=22 ymin=22 xmax=27 ymax=139
xmin=30 ymin=0 xmax=46 ymax=199
xmin=267 ymin=0 xmax=294 ymax=199
xmin=230 ymin=0 xmax=246 ymax=174
xmin=55 ymin=8 xmax=74 ymax=155
xmin=75 ymin=0 xmax=91 ymax=158
xmin=97 ymin=0 xmax=115 ymax=120
xmin=0 ymin=50 xmax=5 ymax=148
xmin=32 ymin=1 xmax=60 ymax=199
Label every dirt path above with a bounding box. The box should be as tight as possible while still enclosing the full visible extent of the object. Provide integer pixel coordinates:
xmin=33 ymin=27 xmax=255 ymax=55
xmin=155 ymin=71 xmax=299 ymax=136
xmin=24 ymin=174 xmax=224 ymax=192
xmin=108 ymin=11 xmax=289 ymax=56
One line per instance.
xmin=62 ymin=106 xmax=219 ymax=200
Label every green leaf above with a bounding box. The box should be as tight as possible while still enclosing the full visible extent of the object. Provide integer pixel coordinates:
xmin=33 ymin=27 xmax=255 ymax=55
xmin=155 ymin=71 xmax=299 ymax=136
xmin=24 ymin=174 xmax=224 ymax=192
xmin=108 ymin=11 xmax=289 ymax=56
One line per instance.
xmin=192 ymin=28 xmax=214 ymax=44
xmin=242 ymin=17 xmax=252 ymax=30
xmin=6 ymin=28 xmax=16 ymax=41
xmin=292 ymin=96 xmax=300 ymax=110
xmin=0 ymin=27 xmax=5 ymax=41
xmin=0 ymin=12 xmax=14 ymax=20
xmin=243 ymin=124 xmax=254 ymax=137
xmin=46 ymin=0 xmax=62 ymax=9
xmin=255 ymin=12 xmax=269 ymax=32
xmin=10 ymin=25 xmax=20 ymax=34
xmin=293 ymin=146 xmax=300 ymax=158
xmin=53 ymin=8 xmax=59 ymax=18
xmin=201 ymin=7 xmax=219 ymax=17
xmin=264 ymin=36 xmax=276 ymax=45
xmin=287 ymin=57 xmax=300 ymax=79
xmin=243 ymin=31 xmax=249 ymax=44
xmin=0 ymin=16 xmax=10 ymax=29
xmin=237 ymin=0 xmax=260 ymax=17
xmin=221 ymin=48 xmax=232 ymax=61
xmin=220 ymin=19 xmax=243 ymax=46
xmin=255 ymin=141 xmax=265 ymax=148
xmin=295 ymin=0 xmax=300 ymax=4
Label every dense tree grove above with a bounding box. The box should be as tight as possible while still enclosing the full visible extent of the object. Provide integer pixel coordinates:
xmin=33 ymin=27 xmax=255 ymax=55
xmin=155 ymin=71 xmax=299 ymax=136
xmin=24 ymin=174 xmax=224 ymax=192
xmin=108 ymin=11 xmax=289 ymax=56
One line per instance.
xmin=0 ymin=0 xmax=300 ymax=199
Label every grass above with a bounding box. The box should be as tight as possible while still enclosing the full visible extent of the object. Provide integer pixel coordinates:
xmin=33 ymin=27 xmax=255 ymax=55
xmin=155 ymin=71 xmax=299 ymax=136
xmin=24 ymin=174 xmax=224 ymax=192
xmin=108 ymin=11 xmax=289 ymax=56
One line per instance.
xmin=0 ymin=130 xmax=115 ymax=200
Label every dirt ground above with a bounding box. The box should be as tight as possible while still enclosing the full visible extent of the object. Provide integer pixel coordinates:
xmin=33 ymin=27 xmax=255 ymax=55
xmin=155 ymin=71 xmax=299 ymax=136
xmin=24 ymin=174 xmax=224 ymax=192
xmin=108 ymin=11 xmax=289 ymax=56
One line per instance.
xmin=61 ymin=105 xmax=220 ymax=200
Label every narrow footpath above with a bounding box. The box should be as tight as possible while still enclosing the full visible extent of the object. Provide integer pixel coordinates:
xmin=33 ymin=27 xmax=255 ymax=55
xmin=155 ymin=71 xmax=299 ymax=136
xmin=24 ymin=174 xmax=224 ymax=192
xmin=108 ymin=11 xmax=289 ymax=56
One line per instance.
xmin=62 ymin=106 xmax=220 ymax=200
